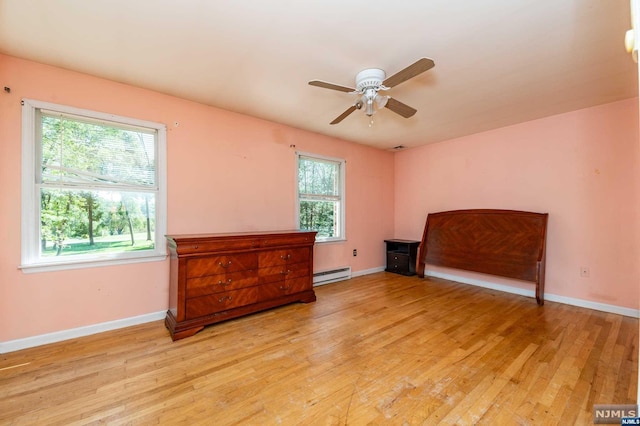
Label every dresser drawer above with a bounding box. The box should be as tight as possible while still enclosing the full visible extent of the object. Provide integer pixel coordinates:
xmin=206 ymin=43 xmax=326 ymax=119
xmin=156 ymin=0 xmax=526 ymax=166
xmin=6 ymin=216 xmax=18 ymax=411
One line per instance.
xmin=185 ymin=287 xmax=258 ymax=319
xmin=186 ymin=270 xmax=258 ymax=298
xmin=259 ymin=247 xmax=310 ymax=267
xmin=258 ymin=262 xmax=310 ymax=284
xmin=172 ymin=237 xmax=258 ymax=255
xmin=259 ymin=277 xmax=311 ymax=301
xmin=186 ymin=253 xmax=258 ymax=278
xmin=258 ymin=233 xmax=315 ymax=248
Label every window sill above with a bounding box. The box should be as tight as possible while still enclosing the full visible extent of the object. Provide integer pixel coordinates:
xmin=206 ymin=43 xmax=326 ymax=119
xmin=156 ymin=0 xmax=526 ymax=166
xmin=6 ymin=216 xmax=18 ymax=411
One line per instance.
xmin=19 ymin=253 xmax=167 ymax=274
xmin=315 ymin=237 xmax=347 ymax=245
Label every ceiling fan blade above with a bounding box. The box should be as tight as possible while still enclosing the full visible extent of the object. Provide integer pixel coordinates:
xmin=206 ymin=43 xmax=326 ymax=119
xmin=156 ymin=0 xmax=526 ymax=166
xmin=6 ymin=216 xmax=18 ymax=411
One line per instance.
xmin=309 ymin=80 xmax=355 ymax=93
xmin=385 ymin=97 xmax=417 ymax=118
xmin=383 ymin=57 xmax=435 ymax=88
xmin=330 ymin=105 xmax=357 ymax=125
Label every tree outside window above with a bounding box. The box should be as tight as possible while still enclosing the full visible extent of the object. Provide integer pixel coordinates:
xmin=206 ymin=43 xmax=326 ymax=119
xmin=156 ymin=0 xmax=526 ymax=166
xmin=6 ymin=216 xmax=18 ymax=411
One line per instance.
xmin=297 ymin=154 xmax=345 ymax=241
xmin=21 ymin=99 xmax=166 ymax=271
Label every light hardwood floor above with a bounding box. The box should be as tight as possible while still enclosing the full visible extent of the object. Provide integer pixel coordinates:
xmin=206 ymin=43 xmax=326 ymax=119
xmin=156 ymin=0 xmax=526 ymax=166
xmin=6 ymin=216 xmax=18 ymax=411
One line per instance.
xmin=1 ymin=272 xmax=637 ymax=425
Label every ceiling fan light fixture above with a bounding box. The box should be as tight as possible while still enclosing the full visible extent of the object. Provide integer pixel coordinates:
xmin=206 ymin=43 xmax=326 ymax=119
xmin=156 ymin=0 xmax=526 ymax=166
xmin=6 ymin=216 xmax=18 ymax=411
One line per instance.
xmin=366 ymin=99 xmax=375 ymax=116
xmin=362 ymin=88 xmax=378 ymax=116
xmin=376 ymin=94 xmax=389 ymax=109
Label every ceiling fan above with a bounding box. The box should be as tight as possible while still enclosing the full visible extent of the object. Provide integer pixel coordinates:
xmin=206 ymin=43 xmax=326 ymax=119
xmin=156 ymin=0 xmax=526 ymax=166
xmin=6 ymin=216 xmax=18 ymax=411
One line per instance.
xmin=308 ymin=57 xmax=435 ymax=125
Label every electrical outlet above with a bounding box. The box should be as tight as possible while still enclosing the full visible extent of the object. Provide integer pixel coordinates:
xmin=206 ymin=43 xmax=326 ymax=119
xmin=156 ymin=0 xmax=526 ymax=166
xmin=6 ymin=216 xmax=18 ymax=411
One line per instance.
xmin=580 ymin=266 xmax=590 ymax=278
xmin=353 ymin=249 xmax=357 ymax=257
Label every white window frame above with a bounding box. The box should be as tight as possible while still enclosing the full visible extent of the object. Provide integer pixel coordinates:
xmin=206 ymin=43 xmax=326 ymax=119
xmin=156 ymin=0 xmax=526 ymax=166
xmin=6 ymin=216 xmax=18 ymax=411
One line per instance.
xmin=296 ymin=151 xmax=346 ymax=243
xmin=20 ymin=99 xmax=167 ymax=273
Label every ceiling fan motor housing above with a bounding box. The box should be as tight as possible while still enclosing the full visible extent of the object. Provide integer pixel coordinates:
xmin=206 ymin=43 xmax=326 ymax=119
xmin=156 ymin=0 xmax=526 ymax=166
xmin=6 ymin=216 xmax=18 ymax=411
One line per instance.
xmin=355 ymin=68 xmax=386 ymax=92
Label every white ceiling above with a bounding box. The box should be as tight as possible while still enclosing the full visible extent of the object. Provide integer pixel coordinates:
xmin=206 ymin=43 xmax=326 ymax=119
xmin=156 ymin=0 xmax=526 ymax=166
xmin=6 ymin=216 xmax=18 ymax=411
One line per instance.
xmin=0 ymin=0 xmax=637 ymax=150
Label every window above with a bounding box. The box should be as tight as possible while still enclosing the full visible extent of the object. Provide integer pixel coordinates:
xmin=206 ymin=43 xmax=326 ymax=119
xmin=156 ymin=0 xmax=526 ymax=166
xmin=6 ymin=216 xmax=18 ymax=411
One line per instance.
xmin=21 ymin=99 xmax=167 ymax=272
xmin=297 ymin=153 xmax=345 ymax=242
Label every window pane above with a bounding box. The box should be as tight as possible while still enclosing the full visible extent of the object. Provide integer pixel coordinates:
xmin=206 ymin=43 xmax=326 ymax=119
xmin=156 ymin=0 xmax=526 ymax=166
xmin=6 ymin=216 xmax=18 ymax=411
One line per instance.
xmin=298 ymin=157 xmax=339 ymax=196
xmin=40 ymin=114 xmax=156 ymax=188
xmin=297 ymin=153 xmax=344 ymax=241
xmin=40 ymin=188 xmax=155 ymax=257
xmin=299 ymin=200 xmax=337 ymax=239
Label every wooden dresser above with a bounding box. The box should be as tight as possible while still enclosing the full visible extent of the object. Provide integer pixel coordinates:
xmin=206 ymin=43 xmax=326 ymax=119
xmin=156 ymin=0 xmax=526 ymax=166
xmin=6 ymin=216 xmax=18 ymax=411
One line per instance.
xmin=165 ymin=230 xmax=317 ymax=340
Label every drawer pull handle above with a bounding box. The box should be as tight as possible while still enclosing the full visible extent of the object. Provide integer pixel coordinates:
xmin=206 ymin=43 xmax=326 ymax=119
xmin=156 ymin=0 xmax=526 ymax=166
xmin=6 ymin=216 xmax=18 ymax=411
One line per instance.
xmin=279 ymin=285 xmax=291 ymax=290
xmin=219 ymin=261 xmax=232 ymax=268
xmin=280 ymin=254 xmax=291 ymax=260
xmin=280 ymin=269 xmax=291 ymax=275
xmin=218 ymin=279 xmax=232 ymax=286
xmin=218 ymin=296 xmax=232 ymax=303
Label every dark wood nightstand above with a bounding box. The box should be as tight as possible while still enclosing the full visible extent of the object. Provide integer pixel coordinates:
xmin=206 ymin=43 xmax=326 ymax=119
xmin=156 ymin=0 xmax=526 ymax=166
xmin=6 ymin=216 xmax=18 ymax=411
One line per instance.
xmin=384 ymin=239 xmax=420 ymax=276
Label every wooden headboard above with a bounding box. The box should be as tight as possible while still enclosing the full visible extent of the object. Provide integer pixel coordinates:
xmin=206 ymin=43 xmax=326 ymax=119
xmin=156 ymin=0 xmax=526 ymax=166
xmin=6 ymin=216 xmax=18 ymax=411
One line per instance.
xmin=417 ymin=209 xmax=548 ymax=305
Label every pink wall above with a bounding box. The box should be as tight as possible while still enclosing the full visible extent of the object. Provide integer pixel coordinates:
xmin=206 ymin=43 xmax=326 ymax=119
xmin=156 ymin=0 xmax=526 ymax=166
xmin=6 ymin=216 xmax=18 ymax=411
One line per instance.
xmin=0 ymin=54 xmax=395 ymax=341
xmin=394 ymin=98 xmax=640 ymax=309
xmin=2 ymin=52 xmax=637 ymax=343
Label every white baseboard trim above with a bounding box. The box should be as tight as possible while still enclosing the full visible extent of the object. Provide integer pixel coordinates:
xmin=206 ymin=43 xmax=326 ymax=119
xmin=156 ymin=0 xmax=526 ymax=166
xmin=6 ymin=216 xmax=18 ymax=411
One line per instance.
xmin=352 ymin=266 xmax=386 ymax=278
xmin=0 ymin=310 xmax=167 ymax=354
xmin=543 ymin=293 xmax=639 ymax=318
xmin=425 ymin=270 xmax=639 ymax=318
xmin=425 ymin=270 xmax=535 ymax=298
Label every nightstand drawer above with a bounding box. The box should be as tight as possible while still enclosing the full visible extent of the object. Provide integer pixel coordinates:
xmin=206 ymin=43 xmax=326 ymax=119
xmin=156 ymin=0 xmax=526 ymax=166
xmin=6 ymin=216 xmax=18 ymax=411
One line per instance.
xmin=387 ymin=252 xmax=410 ymax=272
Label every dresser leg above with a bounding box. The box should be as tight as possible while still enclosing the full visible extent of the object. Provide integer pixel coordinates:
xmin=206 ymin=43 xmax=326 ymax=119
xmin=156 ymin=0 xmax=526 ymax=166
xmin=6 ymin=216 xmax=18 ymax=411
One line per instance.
xmin=298 ymin=290 xmax=317 ymax=303
xmin=169 ymin=326 xmax=204 ymax=341
xmin=165 ymin=311 xmax=205 ymax=341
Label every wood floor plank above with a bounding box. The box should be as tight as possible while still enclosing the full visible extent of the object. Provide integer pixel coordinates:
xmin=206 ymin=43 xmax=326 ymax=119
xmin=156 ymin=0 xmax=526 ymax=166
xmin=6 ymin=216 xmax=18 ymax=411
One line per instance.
xmin=1 ymin=272 xmax=637 ymax=425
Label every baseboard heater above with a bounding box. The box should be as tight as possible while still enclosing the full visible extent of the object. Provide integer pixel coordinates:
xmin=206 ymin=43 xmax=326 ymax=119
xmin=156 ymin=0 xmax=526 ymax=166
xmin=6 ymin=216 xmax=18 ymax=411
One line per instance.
xmin=313 ymin=266 xmax=352 ymax=286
